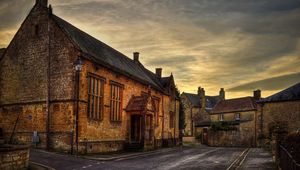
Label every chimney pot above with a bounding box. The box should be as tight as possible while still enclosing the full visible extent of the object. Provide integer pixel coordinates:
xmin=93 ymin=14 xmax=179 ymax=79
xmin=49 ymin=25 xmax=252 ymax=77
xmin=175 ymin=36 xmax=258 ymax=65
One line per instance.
xmin=133 ymin=52 xmax=139 ymax=62
xmin=155 ymin=68 xmax=162 ymax=78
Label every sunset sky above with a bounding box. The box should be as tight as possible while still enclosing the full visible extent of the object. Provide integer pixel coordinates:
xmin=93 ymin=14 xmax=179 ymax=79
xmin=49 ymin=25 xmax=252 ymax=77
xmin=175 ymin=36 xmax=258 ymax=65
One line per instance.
xmin=1 ymin=0 xmax=300 ymax=98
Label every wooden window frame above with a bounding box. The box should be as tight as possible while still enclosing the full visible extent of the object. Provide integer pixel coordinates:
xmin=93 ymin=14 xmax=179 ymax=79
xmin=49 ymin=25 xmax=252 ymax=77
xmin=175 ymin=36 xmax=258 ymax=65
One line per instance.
xmin=110 ymin=81 xmax=124 ymax=122
xmin=87 ymin=73 xmax=105 ymax=121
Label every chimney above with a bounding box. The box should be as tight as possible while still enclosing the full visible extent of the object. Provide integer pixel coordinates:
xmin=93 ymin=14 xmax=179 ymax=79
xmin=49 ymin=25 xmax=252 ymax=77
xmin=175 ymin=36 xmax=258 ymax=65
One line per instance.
xmin=198 ymin=87 xmax=205 ymax=109
xmin=219 ymin=88 xmax=225 ymax=100
xmin=155 ymin=68 xmax=162 ymax=78
xmin=48 ymin=4 xmax=52 ymax=15
xmin=253 ymin=89 xmax=261 ymax=100
xmin=133 ymin=52 xmax=139 ymax=62
xmin=36 ymin=0 xmax=48 ymax=7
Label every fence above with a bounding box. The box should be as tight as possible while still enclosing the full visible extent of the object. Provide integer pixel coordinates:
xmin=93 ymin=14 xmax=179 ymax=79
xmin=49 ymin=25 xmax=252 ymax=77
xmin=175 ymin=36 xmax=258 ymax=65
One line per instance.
xmin=278 ymin=144 xmax=300 ymax=170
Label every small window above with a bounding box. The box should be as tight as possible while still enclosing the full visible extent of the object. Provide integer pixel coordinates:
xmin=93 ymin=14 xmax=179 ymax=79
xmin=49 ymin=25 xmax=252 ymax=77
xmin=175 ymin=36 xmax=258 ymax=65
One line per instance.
xmin=88 ymin=75 xmax=104 ymax=120
xmin=235 ymin=113 xmax=240 ymax=121
xmin=219 ymin=114 xmax=224 ymax=121
xmin=110 ymin=82 xmax=123 ymax=122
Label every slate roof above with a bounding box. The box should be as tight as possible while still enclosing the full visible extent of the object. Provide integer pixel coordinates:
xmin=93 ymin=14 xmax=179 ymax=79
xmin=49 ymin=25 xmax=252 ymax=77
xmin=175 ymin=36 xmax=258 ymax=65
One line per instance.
xmin=126 ymin=95 xmax=156 ymax=112
xmin=259 ymin=82 xmax=300 ymax=103
xmin=126 ymin=96 xmax=148 ymax=112
xmin=182 ymin=92 xmax=220 ymax=111
xmin=51 ymin=14 xmax=168 ymax=92
xmin=211 ymin=97 xmax=256 ymax=114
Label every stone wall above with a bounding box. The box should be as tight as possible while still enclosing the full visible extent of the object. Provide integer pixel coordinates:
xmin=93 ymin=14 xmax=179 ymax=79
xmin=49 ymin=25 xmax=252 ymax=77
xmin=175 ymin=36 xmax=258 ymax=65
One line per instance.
xmin=258 ymin=100 xmax=300 ymax=147
xmin=209 ymin=110 xmax=257 ymax=147
xmin=0 ymin=145 xmax=29 ymax=170
xmin=207 ymin=129 xmax=255 ymax=147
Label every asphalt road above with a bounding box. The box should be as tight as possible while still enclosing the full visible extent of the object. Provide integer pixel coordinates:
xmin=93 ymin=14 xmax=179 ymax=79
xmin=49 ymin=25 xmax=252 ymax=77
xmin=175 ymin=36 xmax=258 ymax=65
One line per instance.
xmin=29 ymin=146 xmax=275 ymax=170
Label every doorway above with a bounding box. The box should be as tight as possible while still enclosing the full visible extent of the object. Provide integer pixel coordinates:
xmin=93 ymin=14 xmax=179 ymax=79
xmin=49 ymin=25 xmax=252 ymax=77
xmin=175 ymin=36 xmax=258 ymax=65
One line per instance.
xmin=131 ymin=115 xmax=142 ymax=143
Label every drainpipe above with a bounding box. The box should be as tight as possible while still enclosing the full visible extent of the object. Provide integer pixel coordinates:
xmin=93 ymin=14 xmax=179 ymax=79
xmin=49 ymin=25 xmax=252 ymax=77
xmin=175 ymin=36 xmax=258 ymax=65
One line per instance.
xmin=74 ymin=57 xmax=82 ymax=154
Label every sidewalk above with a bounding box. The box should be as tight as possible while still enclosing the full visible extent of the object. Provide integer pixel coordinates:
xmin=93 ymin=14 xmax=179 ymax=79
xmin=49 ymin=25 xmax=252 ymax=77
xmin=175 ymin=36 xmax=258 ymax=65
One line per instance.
xmin=238 ymin=148 xmax=276 ymax=170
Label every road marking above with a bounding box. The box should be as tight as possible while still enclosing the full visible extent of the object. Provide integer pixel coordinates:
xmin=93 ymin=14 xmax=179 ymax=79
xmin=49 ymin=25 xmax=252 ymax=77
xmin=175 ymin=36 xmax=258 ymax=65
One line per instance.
xmin=30 ymin=161 xmax=56 ymax=170
xmin=236 ymin=148 xmax=251 ymax=169
xmin=161 ymin=148 xmax=221 ymax=170
xmin=226 ymin=148 xmax=250 ymax=170
xmin=82 ymin=165 xmax=92 ymax=168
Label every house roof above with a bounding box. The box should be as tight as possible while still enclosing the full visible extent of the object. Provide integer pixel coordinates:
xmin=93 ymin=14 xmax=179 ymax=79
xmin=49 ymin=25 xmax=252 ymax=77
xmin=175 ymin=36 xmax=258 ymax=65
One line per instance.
xmin=259 ymin=82 xmax=300 ymax=103
xmin=51 ymin=14 xmax=168 ymax=93
xmin=211 ymin=97 xmax=256 ymax=114
xmin=0 ymin=48 xmax=6 ymax=59
xmin=182 ymin=92 xmax=220 ymax=111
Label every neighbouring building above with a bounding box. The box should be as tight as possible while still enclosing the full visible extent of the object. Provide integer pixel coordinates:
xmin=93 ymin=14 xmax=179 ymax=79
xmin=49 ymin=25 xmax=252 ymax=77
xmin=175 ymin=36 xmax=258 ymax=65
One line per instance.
xmin=0 ymin=0 xmax=180 ymax=154
xmin=257 ymin=82 xmax=300 ymax=146
xmin=181 ymin=87 xmax=223 ymax=141
xmin=208 ymin=90 xmax=261 ymax=147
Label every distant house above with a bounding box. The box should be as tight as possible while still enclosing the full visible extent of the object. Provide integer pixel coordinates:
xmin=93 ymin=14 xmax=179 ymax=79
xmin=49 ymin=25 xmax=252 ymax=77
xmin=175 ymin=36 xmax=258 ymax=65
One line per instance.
xmin=181 ymin=87 xmax=223 ymax=139
xmin=0 ymin=0 xmax=180 ymax=154
xmin=258 ymin=82 xmax=300 ymax=145
xmin=209 ymin=90 xmax=261 ymax=147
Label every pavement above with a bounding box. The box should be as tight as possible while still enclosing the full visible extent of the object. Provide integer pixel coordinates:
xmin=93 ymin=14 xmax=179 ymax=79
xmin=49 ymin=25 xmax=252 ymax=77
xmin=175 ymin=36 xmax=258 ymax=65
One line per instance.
xmin=29 ymin=146 xmax=276 ymax=170
xmin=237 ymin=148 xmax=277 ymax=170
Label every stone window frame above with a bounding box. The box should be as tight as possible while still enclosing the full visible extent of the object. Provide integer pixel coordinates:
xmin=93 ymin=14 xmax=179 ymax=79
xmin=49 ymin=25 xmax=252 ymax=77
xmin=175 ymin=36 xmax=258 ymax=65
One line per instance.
xmin=87 ymin=73 xmax=106 ymax=121
xmin=141 ymin=92 xmax=160 ymax=126
xmin=109 ymin=81 xmax=124 ymax=122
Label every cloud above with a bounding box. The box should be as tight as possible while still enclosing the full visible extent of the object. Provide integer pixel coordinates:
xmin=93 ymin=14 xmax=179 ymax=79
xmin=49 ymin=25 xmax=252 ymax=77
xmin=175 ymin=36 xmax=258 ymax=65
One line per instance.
xmin=0 ymin=0 xmax=300 ymax=98
xmin=228 ymin=72 xmax=300 ymax=92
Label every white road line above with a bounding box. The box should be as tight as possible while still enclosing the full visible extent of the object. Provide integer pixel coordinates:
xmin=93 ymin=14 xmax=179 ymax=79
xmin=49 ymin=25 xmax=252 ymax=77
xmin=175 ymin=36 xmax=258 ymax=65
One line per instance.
xmin=237 ymin=149 xmax=251 ymax=169
xmin=226 ymin=148 xmax=249 ymax=170
xmin=30 ymin=161 xmax=56 ymax=170
xmin=160 ymin=148 xmax=221 ymax=170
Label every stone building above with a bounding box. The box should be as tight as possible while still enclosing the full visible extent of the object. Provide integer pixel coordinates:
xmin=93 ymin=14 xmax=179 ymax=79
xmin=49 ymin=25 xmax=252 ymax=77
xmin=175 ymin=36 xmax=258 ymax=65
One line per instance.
xmin=181 ymin=87 xmax=223 ymax=139
xmin=209 ymin=90 xmax=261 ymax=147
xmin=0 ymin=0 xmax=180 ymax=154
xmin=257 ymin=82 xmax=300 ymax=145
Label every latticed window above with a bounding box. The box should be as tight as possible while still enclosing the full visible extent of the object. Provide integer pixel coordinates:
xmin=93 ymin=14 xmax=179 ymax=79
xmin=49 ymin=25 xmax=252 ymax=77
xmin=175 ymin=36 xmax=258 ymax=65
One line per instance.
xmin=110 ymin=82 xmax=123 ymax=122
xmin=88 ymin=75 xmax=104 ymax=120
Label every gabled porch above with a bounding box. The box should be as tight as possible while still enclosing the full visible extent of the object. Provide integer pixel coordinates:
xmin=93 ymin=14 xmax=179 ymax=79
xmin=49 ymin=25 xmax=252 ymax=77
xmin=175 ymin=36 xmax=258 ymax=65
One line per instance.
xmin=125 ymin=93 xmax=156 ymax=150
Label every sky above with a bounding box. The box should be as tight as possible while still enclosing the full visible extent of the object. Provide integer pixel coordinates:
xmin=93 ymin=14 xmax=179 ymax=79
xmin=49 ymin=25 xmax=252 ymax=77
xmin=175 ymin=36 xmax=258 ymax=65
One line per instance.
xmin=0 ymin=0 xmax=300 ymax=99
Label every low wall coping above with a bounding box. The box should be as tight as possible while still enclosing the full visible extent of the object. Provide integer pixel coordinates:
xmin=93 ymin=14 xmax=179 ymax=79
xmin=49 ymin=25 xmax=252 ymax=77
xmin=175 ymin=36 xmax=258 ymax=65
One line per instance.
xmin=0 ymin=144 xmax=30 ymax=152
